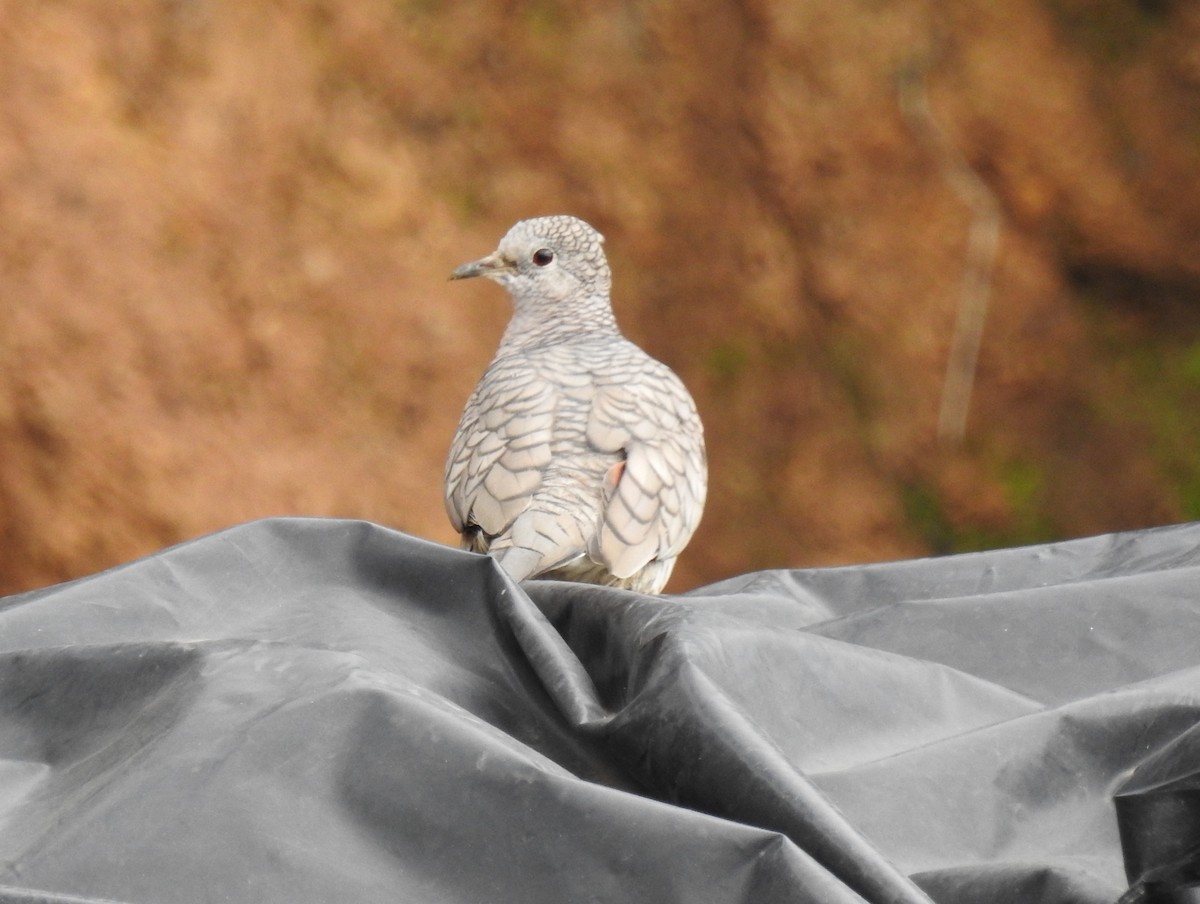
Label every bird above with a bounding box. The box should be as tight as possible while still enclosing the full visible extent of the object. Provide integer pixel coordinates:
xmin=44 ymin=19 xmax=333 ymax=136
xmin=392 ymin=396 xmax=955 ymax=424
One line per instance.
xmin=444 ymin=215 xmax=706 ymax=594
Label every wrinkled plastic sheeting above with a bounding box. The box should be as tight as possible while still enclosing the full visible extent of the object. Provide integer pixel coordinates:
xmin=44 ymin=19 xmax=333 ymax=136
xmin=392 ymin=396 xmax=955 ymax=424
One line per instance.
xmin=0 ymin=517 xmax=1198 ymax=904
xmin=1115 ymin=723 xmax=1200 ymax=902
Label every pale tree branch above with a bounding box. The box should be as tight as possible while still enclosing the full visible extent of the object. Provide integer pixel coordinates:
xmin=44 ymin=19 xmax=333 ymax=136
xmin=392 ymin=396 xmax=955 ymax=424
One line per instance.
xmin=899 ymin=66 xmax=1003 ymax=447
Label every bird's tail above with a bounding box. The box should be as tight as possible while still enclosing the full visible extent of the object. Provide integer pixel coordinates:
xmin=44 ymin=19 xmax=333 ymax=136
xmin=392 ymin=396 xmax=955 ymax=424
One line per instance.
xmin=491 ymin=545 xmax=547 ymax=584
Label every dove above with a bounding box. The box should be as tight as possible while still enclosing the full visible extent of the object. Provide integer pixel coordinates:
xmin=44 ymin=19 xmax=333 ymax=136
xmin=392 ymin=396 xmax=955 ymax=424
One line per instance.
xmin=444 ymin=215 xmax=706 ymax=594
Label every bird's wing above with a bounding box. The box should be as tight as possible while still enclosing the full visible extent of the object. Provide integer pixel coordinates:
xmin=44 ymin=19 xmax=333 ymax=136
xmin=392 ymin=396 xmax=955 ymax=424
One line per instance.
xmin=585 ymin=363 xmax=707 ymax=580
xmin=444 ymin=360 xmax=556 ymax=540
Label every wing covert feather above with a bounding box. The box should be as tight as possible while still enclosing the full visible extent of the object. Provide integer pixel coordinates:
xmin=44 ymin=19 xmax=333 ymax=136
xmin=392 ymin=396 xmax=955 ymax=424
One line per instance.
xmin=444 ymin=362 xmax=556 ymax=538
xmin=587 ymin=361 xmax=707 ymax=579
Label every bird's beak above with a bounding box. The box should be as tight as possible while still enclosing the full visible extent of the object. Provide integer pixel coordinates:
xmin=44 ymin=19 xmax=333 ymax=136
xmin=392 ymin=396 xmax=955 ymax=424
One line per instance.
xmin=449 ymin=252 xmax=515 ymax=281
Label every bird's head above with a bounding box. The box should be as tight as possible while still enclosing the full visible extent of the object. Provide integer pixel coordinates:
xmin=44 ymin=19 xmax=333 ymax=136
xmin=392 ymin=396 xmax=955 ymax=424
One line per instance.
xmin=450 ymin=215 xmax=612 ymax=305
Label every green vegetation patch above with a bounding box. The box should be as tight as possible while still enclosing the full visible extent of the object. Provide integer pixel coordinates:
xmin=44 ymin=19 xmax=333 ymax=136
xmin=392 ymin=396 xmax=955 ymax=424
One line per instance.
xmin=901 ymin=456 xmax=1057 ymax=556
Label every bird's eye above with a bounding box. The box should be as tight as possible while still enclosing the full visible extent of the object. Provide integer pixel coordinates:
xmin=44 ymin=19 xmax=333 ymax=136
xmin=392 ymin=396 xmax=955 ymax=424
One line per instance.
xmin=532 ymin=248 xmax=555 ymax=267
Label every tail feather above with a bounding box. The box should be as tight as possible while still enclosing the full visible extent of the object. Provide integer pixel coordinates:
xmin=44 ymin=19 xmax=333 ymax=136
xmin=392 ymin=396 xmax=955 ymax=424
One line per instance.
xmin=491 ymin=546 xmax=548 ymax=584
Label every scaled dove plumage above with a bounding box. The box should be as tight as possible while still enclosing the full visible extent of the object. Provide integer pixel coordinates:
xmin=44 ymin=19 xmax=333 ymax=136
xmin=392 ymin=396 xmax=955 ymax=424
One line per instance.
xmin=444 ymin=215 xmax=706 ymax=593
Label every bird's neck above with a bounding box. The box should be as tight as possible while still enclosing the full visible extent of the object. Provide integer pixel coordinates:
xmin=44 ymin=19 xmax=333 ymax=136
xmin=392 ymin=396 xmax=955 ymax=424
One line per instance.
xmin=498 ymin=292 xmax=621 ymax=353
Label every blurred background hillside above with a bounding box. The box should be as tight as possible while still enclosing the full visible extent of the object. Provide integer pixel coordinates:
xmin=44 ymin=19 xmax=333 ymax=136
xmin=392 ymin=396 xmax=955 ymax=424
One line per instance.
xmin=2 ymin=0 xmax=1199 ymax=594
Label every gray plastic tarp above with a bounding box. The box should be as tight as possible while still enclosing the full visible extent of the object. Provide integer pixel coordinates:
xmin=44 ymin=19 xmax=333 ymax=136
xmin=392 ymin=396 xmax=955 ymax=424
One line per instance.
xmin=1 ymin=517 xmax=1198 ymax=903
